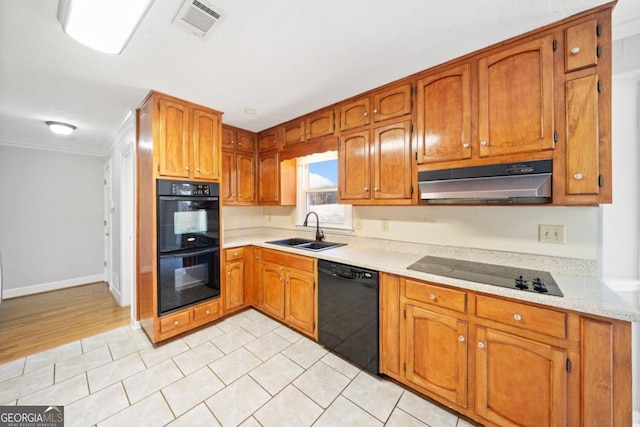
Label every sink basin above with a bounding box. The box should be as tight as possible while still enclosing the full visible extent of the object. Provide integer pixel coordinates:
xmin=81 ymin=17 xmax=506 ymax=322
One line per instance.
xmin=266 ymin=238 xmax=345 ymax=251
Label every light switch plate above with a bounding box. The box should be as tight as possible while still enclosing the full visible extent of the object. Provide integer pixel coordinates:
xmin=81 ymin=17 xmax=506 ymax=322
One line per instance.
xmin=539 ymin=224 xmax=565 ymax=244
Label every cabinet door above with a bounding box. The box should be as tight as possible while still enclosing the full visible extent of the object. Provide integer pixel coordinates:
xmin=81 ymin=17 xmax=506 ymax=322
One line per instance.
xmin=373 ymin=83 xmax=412 ymax=123
xmin=478 ymin=35 xmax=555 ymax=157
xmin=339 ymin=130 xmax=371 ymax=201
xmin=305 ymin=109 xmax=335 ymax=140
xmin=475 ymin=326 xmax=567 ymax=427
xmin=258 ymin=128 xmax=280 ymax=151
xmin=158 ymin=98 xmax=190 ymax=178
xmin=380 ymin=274 xmax=401 ymax=379
xmin=236 ymin=130 xmax=256 ymax=153
xmin=373 ymin=120 xmax=412 ymax=200
xmin=340 ymin=97 xmax=371 ymax=131
xmin=565 ymin=74 xmax=599 ymax=196
xmin=283 ymin=120 xmax=304 ymax=147
xmin=260 ymin=261 xmax=285 ymax=319
xmin=258 ymin=151 xmax=279 ymax=204
xmin=404 ymin=305 xmax=468 ymax=408
xmin=285 ymin=269 xmax=316 ymax=336
xmin=225 ymin=259 xmax=244 ymax=311
xmin=221 ymin=127 xmax=235 ymax=150
xmin=192 ymin=108 xmax=221 ymax=180
xmin=565 ymin=19 xmax=598 ymax=72
xmin=416 ymin=63 xmax=472 ymax=164
xmin=236 ymin=153 xmax=256 ymax=203
xmin=221 ymin=151 xmax=236 ymax=203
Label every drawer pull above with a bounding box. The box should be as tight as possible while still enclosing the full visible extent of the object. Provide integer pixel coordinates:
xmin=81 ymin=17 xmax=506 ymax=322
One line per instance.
xmin=463 ymin=143 xmax=470 ymax=148
xmin=574 ymin=173 xmax=583 ymax=180
xmin=429 ymin=294 xmax=436 ymax=301
xmin=234 ymin=252 xmax=238 ymax=256
xmin=206 ymin=310 xmax=210 ymax=315
xmin=458 ymin=335 xmax=465 ymax=342
xmin=364 ymin=112 xmax=369 ymax=117
xmin=513 ymin=313 xmax=522 ymax=321
xmin=478 ymin=342 xmax=485 ymax=349
xmin=185 ymin=166 xmax=190 ymax=171
xmin=174 ymin=320 xmax=179 ymax=326
xmin=373 ymin=109 xmax=379 ymax=114
xmin=570 ymin=46 xmax=580 ymax=55
xmin=227 ymin=271 xmax=231 ymax=275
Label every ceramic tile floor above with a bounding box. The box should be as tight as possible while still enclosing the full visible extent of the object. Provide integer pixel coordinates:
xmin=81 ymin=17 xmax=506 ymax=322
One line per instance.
xmin=0 ymin=309 xmax=478 ymax=427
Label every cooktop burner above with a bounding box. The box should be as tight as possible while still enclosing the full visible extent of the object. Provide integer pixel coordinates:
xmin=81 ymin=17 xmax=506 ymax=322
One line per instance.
xmin=407 ymin=256 xmax=563 ymax=297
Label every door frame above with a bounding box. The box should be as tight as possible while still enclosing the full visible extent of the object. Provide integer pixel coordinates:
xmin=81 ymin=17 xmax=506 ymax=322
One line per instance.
xmin=104 ymin=159 xmax=113 ymax=288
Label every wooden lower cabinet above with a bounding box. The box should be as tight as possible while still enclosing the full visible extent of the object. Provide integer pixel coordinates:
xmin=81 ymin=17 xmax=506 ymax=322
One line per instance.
xmin=257 ymin=249 xmax=317 ymax=338
xmin=157 ymin=298 xmax=220 ymax=341
xmin=223 ymin=248 xmax=245 ymax=313
xmin=475 ymin=326 xmax=567 ymax=427
xmin=403 ymin=304 xmax=468 ymax=408
xmin=379 ymin=272 xmax=632 ymax=427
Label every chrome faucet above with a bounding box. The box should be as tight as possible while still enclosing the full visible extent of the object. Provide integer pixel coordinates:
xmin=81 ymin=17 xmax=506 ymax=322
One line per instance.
xmin=303 ymin=211 xmax=324 ymax=241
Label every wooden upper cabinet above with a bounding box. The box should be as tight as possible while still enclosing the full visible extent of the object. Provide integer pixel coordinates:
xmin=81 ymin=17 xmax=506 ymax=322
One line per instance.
xmin=373 ymin=120 xmax=412 ymax=200
xmin=339 ymin=130 xmax=371 ymax=201
xmin=220 ymin=150 xmax=235 ymax=202
xmin=283 ymin=120 xmax=304 ymax=147
xmin=236 ymin=153 xmax=256 ymax=203
xmin=340 ymin=97 xmax=371 ymax=131
xmin=258 ymin=151 xmax=279 ymax=204
xmin=305 ymin=108 xmax=335 ymax=140
xmin=373 ymin=83 xmax=412 ymax=123
xmin=565 ymin=18 xmax=599 ymax=73
xmin=221 ymin=126 xmax=235 ymax=150
xmin=158 ymin=98 xmax=190 ymax=178
xmin=258 ymin=127 xmax=281 ymax=152
xmin=478 ymin=35 xmax=555 ymax=158
xmin=192 ymin=108 xmax=221 ymax=181
xmin=236 ymin=130 xmax=256 ymax=153
xmin=339 ymin=83 xmax=412 ymax=132
xmin=416 ymin=63 xmax=472 ymax=165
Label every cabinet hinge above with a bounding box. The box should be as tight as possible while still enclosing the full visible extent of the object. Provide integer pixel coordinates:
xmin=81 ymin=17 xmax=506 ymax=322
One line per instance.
xmin=596 ymin=23 xmax=602 ymax=37
xmin=597 ymin=80 xmax=603 ymax=93
xmin=403 ymin=309 xmax=406 ymax=319
xmin=596 ymin=45 xmax=602 ymax=58
xmin=313 ymin=321 xmax=316 ymax=331
xmin=104 ymin=261 xmax=107 ymax=267
xmin=552 ymin=39 xmax=558 ymax=51
xmin=566 ymin=358 xmax=572 ymax=373
xmin=415 ymin=152 xmax=418 ymax=161
xmin=313 ymin=281 xmax=316 ymax=290
xmin=410 ymin=184 xmax=414 ymax=195
xmin=403 ymin=362 xmax=406 ymax=373
xmin=553 ymin=131 xmax=559 ymax=143
xmin=599 ymin=175 xmax=604 ymax=187
xmin=410 ymin=99 xmax=414 ymax=109
xmin=157 ymin=102 xmax=160 ymax=111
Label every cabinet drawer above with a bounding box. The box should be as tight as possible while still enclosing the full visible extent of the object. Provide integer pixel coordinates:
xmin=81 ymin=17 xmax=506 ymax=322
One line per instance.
xmin=225 ymin=247 xmax=244 ymax=261
xmin=565 ymin=18 xmax=598 ymax=72
xmin=193 ymin=300 xmax=220 ymax=322
xmin=262 ymin=249 xmax=315 ymax=273
xmin=404 ymin=279 xmax=467 ymax=313
xmin=160 ymin=311 xmax=191 ymax=333
xmin=475 ymin=296 xmax=566 ymax=339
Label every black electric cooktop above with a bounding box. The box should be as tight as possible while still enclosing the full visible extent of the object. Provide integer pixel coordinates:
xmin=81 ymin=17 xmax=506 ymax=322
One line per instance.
xmin=407 ymin=255 xmax=563 ymax=297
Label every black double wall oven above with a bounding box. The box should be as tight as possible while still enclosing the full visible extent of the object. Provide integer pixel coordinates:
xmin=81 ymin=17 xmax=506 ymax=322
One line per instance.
xmin=157 ymin=180 xmax=221 ymax=315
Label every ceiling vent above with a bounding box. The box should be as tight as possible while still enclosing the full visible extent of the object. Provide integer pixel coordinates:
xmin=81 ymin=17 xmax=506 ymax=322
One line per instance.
xmin=172 ymin=0 xmax=224 ymax=40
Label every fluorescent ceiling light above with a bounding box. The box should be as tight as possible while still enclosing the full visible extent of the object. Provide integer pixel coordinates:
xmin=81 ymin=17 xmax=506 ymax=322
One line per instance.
xmin=57 ymin=0 xmax=155 ymax=54
xmin=46 ymin=121 xmax=77 ymax=136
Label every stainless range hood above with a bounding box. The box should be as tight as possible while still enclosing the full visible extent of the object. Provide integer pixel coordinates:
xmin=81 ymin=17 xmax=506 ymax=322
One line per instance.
xmin=418 ymin=160 xmax=552 ymax=204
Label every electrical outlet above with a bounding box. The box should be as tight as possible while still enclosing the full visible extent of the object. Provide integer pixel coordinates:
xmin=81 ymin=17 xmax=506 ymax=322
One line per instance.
xmin=539 ymin=224 xmax=565 ymax=244
xmin=381 ymin=219 xmax=389 ymax=231
xmin=354 ymin=219 xmax=363 ymax=230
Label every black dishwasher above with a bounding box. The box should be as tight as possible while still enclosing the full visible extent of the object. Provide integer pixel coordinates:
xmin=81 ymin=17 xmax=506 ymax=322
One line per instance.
xmin=318 ymin=260 xmax=379 ymax=375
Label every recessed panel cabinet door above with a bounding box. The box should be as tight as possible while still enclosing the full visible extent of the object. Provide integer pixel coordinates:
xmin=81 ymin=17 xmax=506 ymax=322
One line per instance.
xmin=224 ymin=259 xmax=244 ymax=311
xmin=192 ymin=108 xmax=220 ymax=180
xmin=221 ymin=151 xmax=235 ymax=203
xmin=373 ymin=120 xmax=412 ymax=200
xmin=259 ymin=261 xmax=285 ymax=318
xmin=339 ymin=131 xmax=371 ymax=200
xmin=373 ymin=83 xmax=412 ymax=123
xmin=478 ymin=35 xmax=555 ymax=157
xmin=236 ymin=153 xmax=256 ymax=203
xmin=475 ymin=326 xmax=567 ymax=427
xmin=416 ymin=63 xmax=472 ymax=164
xmin=258 ymin=151 xmax=279 ymax=203
xmin=158 ymin=99 xmax=190 ymax=178
xmin=285 ymin=269 xmax=315 ymax=336
xmin=403 ymin=305 xmax=468 ymax=407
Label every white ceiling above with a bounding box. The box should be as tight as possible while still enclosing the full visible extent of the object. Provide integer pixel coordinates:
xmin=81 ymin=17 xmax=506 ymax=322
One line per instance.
xmin=0 ymin=0 xmax=638 ymax=156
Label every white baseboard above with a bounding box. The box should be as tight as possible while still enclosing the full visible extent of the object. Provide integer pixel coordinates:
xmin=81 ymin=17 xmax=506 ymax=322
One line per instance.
xmin=2 ymin=274 xmax=105 ymax=299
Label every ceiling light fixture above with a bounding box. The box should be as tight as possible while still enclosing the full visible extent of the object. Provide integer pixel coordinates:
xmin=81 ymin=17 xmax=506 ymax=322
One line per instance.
xmin=46 ymin=121 xmax=77 ymax=136
xmin=57 ymin=0 xmax=155 ymax=55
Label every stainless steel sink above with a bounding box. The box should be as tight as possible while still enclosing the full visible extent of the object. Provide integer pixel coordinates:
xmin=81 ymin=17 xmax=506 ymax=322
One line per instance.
xmin=266 ymin=238 xmax=345 ymax=251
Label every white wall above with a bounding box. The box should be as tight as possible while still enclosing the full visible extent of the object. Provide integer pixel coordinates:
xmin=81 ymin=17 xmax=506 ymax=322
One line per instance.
xmin=0 ymin=145 xmax=104 ymax=298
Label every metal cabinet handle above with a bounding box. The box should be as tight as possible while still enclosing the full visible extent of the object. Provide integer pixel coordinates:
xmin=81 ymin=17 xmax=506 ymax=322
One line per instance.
xmin=513 ymin=313 xmax=522 ymax=321
xmin=234 ymin=252 xmax=238 ymax=256
xmin=185 ymin=166 xmax=190 ymax=171
xmin=196 ymin=168 xmax=200 ymax=172
xmin=227 ymin=271 xmax=231 ymax=275
xmin=570 ymin=46 xmax=580 ymax=54
xmin=478 ymin=342 xmax=485 ymax=349
xmin=463 ymin=143 xmax=470 ymax=148
xmin=429 ymin=294 xmax=436 ymax=300
xmin=206 ymin=310 xmax=210 ymax=315
xmin=174 ymin=320 xmax=179 ymax=326
xmin=364 ymin=187 xmax=369 ymax=192
xmin=363 ymin=112 xmax=369 ymax=117
xmin=574 ymin=173 xmax=583 ymax=180
xmin=373 ymin=109 xmax=379 ymax=114
xmin=458 ymin=335 xmax=465 ymax=342
xmin=480 ymin=141 xmax=488 ymax=146
xmin=374 ymin=187 xmax=379 ymax=192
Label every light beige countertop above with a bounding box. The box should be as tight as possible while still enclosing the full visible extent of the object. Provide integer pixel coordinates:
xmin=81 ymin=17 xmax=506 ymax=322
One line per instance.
xmin=224 ymin=228 xmax=640 ymax=323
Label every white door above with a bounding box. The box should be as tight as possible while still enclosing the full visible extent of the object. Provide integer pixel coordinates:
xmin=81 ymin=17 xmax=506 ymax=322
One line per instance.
xmin=104 ymin=160 xmax=113 ymax=287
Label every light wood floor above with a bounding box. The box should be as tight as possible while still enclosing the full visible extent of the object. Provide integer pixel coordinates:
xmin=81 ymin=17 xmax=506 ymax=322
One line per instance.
xmin=0 ymin=282 xmax=131 ymax=364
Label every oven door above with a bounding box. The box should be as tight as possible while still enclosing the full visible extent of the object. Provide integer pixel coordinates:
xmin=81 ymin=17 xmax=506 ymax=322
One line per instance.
xmin=157 ymin=196 xmax=220 ymax=253
xmin=158 ymin=247 xmax=220 ymax=315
